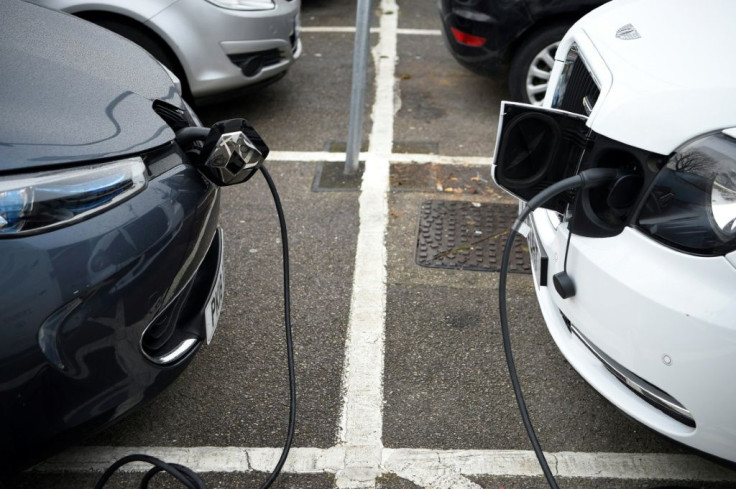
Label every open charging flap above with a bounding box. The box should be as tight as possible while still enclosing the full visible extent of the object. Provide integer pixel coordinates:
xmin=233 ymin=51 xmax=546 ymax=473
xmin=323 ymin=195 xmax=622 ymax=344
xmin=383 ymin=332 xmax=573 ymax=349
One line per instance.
xmin=493 ymin=102 xmax=590 ymax=214
xmin=493 ymin=102 xmax=662 ymax=238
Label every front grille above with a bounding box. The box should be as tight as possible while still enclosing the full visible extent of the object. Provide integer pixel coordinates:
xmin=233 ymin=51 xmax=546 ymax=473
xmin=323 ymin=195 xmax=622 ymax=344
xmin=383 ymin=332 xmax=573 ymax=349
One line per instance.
xmin=561 ymin=311 xmax=696 ymax=428
xmin=558 ymin=57 xmax=600 ymax=116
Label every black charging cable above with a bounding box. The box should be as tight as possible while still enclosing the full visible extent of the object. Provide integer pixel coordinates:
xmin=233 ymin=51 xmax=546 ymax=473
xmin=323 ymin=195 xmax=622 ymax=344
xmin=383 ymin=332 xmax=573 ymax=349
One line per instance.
xmin=498 ymin=169 xmax=618 ymax=489
xmin=95 ymin=165 xmax=296 ymax=489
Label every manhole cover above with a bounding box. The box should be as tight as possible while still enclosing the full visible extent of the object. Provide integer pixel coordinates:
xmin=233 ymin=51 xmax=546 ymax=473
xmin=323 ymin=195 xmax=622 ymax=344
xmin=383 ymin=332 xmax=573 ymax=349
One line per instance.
xmin=415 ymin=201 xmax=531 ymax=273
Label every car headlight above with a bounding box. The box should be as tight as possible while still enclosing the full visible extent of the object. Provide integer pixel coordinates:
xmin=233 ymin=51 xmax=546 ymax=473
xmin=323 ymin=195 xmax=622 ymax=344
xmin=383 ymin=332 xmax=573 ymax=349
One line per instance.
xmin=0 ymin=158 xmax=147 ymax=237
xmin=204 ymin=0 xmax=275 ymax=11
xmin=636 ymin=131 xmax=736 ymax=255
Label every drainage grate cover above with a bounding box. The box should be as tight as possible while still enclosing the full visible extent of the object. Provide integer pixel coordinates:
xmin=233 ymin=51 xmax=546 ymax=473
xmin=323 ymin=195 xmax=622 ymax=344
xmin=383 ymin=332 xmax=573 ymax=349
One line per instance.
xmin=415 ymin=201 xmax=531 ymax=273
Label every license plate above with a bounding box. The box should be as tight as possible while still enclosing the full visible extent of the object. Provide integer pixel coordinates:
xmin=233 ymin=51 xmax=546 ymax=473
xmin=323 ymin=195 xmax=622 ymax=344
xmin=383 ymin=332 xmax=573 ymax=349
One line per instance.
xmin=204 ymin=231 xmax=225 ymax=345
xmin=526 ymin=218 xmax=548 ymax=287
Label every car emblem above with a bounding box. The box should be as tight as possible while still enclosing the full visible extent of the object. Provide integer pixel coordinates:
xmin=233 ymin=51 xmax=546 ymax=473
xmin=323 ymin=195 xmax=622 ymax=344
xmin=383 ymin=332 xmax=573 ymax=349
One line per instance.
xmin=616 ymin=23 xmax=641 ymax=40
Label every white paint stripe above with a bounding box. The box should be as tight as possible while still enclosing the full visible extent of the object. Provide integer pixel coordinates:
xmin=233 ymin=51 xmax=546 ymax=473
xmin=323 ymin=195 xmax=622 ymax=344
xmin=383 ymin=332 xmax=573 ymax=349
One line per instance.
xmin=299 ymin=26 xmax=377 ymax=34
xmin=396 ymin=28 xmax=441 ymax=36
xmin=268 ymin=150 xmax=347 ymax=162
xmin=382 ymin=449 xmax=736 ymax=482
xmin=34 ymin=447 xmax=343 ymax=474
xmin=299 ymin=27 xmax=440 ymax=36
xmin=389 ymin=154 xmax=492 ymax=166
xmin=267 ymin=150 xmax=492 ymax=166
xmin=335 ymin=0 xmax=398 ymax=487
xmin=34 ymin=447 xmax=736 ymax=482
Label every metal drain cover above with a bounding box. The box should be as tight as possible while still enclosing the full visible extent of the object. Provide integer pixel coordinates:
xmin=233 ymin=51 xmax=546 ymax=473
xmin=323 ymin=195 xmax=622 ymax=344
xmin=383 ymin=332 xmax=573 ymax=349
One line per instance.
xmin=415 ymin=201 xmax=531 ymax=273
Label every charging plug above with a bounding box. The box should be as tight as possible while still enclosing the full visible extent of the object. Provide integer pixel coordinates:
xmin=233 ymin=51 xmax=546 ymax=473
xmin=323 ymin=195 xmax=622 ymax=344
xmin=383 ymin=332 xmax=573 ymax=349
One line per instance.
xmin=553 ymin=271 xmax=575 ymax=299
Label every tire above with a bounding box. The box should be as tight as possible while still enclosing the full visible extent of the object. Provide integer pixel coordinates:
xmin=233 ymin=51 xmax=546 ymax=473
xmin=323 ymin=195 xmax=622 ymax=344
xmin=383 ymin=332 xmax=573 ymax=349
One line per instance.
xmin=508 ymin=24 xmax=571 ymax=106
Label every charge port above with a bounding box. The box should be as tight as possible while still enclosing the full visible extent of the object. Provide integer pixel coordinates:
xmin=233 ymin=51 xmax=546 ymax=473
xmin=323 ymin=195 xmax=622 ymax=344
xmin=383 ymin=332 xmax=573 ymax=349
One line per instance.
xmin=572 ymin=147 xmax=646 ymax=237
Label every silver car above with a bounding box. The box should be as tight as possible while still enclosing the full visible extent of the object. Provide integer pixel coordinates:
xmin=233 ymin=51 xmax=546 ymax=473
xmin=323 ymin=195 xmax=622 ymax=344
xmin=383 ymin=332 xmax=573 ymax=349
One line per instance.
xmin=29 ymin=0 xmax=302 ymax=100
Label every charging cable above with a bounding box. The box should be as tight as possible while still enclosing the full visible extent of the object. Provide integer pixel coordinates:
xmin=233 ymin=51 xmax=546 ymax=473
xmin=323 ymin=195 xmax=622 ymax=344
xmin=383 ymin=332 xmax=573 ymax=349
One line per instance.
xmin=498 ymin=168 xmax=618 ymax=489
xmin=95 ymin=165 xmax=296 ymax=489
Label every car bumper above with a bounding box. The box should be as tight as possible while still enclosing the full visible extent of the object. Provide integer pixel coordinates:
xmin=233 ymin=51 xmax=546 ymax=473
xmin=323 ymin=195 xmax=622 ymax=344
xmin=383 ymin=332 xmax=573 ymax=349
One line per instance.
xmin=0 ymin=154 xmax=222 ymax=475
xmin=148 ymin=0 xmax=302 ymax=97
xmin=438 ymin=0 xmax=531 ymax=76
xmin=528 ymin=208 xmax=736 ymax=463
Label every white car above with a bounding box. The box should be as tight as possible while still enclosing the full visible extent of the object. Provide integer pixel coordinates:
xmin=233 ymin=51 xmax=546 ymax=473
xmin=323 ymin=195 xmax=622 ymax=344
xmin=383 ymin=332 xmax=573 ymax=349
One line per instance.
xmin=28 ymin=0 xmax=302 ymax=101
xmin=493 ymin=0 xmax=736 ymax=463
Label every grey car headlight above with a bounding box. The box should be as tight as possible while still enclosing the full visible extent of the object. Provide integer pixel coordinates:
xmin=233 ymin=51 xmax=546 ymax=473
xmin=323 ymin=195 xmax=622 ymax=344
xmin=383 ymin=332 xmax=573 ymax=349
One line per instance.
xmin=636 ymin=131 xmax=736 ymax=255
xmin=0 ymin=158 xmax=147 ymax=237
xmin=205 ymin=0 xmax=275 ymax=11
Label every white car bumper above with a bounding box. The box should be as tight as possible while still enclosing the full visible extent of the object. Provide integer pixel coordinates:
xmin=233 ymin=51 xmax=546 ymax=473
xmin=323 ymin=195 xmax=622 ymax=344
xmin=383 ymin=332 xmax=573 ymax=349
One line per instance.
xmin=529 ymin=207 xmax=736 ymax=462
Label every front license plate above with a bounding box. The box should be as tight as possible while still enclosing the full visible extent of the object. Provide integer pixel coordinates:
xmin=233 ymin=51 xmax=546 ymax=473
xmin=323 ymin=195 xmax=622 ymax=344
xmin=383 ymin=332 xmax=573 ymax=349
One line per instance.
xmin=204 ymin=231 xmax=225 ymax=344
xmin=526 ymin=218 xmax=548 ymax=287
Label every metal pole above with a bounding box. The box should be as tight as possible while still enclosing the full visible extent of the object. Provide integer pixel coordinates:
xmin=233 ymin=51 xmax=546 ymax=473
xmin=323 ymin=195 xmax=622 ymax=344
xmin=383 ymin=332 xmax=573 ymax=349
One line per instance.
xmin=344 ymin=0 xmax=372 ymax=174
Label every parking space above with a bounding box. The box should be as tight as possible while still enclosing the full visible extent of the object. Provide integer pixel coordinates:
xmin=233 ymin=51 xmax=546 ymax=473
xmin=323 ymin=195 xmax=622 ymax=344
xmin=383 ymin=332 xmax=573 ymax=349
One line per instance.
xmin=11 ymin=0 xmax=736 ymax=488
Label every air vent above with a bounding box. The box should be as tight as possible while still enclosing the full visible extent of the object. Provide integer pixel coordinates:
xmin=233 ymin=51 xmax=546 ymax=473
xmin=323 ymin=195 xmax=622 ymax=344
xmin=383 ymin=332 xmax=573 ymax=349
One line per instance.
xmin=228 ymin=49 xmax=283 ymax=77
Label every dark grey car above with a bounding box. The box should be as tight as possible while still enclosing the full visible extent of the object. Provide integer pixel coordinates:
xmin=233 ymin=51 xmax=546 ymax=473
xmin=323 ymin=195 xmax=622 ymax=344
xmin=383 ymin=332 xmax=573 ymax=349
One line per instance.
xmin=0 ymin=1 xmax=265 ymax=478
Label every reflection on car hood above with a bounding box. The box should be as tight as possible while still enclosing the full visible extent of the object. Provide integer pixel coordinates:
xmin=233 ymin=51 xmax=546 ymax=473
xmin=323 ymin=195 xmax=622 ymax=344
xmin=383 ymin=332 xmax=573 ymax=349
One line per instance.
xmin=0 ymin=1 xmax=181 ymax=172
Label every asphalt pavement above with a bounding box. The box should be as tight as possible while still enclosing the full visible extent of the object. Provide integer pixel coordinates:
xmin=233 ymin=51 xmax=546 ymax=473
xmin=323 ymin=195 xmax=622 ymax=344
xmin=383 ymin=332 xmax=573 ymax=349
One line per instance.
xmin=11 ymin=0 xmax=736 ymax=488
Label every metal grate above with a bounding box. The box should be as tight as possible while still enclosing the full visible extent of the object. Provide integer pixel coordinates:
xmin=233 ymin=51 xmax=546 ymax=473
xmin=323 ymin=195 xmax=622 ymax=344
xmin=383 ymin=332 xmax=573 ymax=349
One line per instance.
xmin=415 ymin=201 xmax=531 ymax=273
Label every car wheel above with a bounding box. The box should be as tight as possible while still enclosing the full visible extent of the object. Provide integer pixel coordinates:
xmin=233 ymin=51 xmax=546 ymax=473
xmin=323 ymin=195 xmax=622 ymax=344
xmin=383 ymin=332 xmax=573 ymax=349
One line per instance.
xmin=508 ymin=24 xmax=570 ymax=106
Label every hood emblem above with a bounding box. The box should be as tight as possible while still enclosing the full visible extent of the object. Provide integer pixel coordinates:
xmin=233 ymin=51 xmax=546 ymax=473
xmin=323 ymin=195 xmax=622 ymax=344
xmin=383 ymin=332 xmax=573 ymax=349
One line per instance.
xmin=616 ymin=23 xmax=641 ymax=40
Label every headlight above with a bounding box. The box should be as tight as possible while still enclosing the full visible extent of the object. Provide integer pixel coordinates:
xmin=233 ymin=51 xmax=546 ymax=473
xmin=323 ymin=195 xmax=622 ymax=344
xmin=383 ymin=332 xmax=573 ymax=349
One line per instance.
xmin=204 ymin=0 xmax=275 ymax=11
xmin=636 ymin=131 xmax=736 ymax=255
xmin=0 ymin=158 xmax=147 ymax=237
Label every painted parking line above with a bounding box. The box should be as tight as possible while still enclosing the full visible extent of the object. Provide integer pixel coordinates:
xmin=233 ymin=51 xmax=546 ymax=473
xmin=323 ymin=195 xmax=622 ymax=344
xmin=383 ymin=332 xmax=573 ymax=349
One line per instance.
xmin=335 ymin=0 xmax=397 ymax=486
xmin=267 ymin=150 xmax=492 ymax=166
xmin=37 ymin=447 xmax=736 ymax=484
xmin=300 ymin=26 xmax=441 ymax=36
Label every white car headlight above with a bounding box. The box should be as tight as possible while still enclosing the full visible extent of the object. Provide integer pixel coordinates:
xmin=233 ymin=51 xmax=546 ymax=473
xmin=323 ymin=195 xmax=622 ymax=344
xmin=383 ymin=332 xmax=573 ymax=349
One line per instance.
xmin=0 ymin=158 xmax=147 ymax=237
xmin=637 ymin=131 xmax=736 ymax=255
xmin=205 ymin=0 xmax=275 ymax=11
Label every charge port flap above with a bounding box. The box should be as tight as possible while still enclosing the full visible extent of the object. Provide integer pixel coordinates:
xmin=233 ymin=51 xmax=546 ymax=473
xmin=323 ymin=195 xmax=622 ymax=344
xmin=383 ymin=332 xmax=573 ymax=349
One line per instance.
xmin=492 ymin=102 xmax=590 ymax=213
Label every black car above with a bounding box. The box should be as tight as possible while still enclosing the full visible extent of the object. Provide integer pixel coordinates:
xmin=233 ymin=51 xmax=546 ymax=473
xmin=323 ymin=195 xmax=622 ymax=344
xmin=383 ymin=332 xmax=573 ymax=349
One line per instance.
xmin=0 ymin=0 xmax=265 ymax=478
xmin=438 ymin=0 xmax=607 ymax=105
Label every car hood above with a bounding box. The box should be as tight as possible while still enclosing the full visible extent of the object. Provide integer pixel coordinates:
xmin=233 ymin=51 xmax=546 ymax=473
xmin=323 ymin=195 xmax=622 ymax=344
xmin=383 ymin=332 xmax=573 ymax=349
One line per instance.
xmin=0 ymin=1 xmax=181 ymax=172
xmin=578 ymin=0 xmax=736 ymax=154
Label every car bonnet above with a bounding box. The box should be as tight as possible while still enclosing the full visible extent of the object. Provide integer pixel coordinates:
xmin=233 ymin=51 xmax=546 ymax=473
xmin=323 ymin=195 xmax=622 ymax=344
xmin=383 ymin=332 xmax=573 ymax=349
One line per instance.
xmin=574 ymin=0 xmax=736 ymax=154
xmin=0 ymin=1 xmax=181 ymax=172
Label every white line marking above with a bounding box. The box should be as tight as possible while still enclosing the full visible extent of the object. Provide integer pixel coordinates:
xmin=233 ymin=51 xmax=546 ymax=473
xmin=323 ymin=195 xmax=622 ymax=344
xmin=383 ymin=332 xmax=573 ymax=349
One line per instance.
xmin=382 ymin=449 xmax=736 ymax=482
xmin=396 ymin=28 xmax=441 ymax=36
xmin=299 ymin=27 xmax=440 ymax=36
xmin=335 ymin=0 xmax=398 ymax=487
xmin=389 ymin=154 xmax=492 ymax=166
xmin=300 ymin=26 xmax=377 ymax=34
xmin=267 ymin=151 xmax=492 ymax=166
xmin=35 ymin=447 xmax=736 ymax=482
